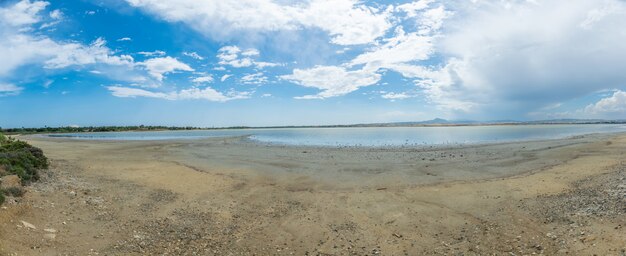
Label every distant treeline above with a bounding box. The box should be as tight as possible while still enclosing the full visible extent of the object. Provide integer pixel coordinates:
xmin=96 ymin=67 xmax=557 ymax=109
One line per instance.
xmin=2 ymin=119 xmax=626 ymax=134
xmin=0 ymin=126 xmax=211 ymax=134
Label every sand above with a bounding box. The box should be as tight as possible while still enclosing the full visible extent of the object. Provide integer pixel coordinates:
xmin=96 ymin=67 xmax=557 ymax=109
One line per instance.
xmin=0 ymin=133 xmax=625 ymax=255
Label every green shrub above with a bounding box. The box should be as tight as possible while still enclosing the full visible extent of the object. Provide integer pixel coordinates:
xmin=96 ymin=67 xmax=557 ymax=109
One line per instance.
xmin=3 ymin=187 xmax=25 ymax=197
xmin=0 ymin=133 xmax=48 ymax=182
xmin=0 ymin=192 xmax=4 ymax=205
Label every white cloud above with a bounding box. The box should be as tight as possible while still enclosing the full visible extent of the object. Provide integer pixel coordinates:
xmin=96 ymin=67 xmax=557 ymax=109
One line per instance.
xmin=381 ymin=92 xmax=412 ymax=100
xmin=217 ymin=45 xmax=279 ymax=69
xmin=108 ymin=85 xmax=172 ymax=99
xmin=583 ymin=90 xmax=626 ymax=116
xmin=220 ymin=74 xmax=232 ymax=82
xmin=183 ymin=51 xmax=204 ymax=60
xmin=396 ymin=0 xmax=433 ymax=18
xmin=137 ymin=50 xmax=166 ymax=57
xmin=117 ymin=37 xmax=132 ymax=42
xmin=107 ymin=85 xmax=250 ymax=102
xmin=139 ymin=56 xmax=194 ymax=81
xmin=0 ymin=83 xmax=23 ymax=96
xmin=281 ymin=65 xmax=381 ymax=99
xmin=192 ymin=75 xmax=213 ymax=83
xmin=125 ymin=0 xmax=392 ymax=45
xmin=240 ymin=72 xmax=268 ymax=85
xmin=217 ymin=46 xmax=253 ymax=68
xmin=281 ymin=6 xmax=445 ymax=100
xmin=349 ymin=27 xmax=436 ymax=73
xmin=298 ymin=0 xmax=392 ymax=45
xmin=0 ymin=0 xmax=49 ymax=27
xmin=49 ymin=9 xmax=62 ymax=19
xmin=39 ymin=8 xmax=63 ymax=29
xmin=0 ymin=1 xmax=136 ymax=86
xmin=419 ymin=0 xmax=626 ymax=116
xmin=241 ymin=49 xmax=259 ymax=56
xmin=44 ymin=38 xmax=135 ymax=69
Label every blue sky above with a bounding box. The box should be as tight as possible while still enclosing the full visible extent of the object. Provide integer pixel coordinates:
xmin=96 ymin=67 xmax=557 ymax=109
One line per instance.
xmin=1 ymin=0 xmax=626 ymax=128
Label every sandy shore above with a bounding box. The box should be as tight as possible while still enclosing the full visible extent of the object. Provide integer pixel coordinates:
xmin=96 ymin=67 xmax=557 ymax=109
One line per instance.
xmin=1 ymin=133 xmax=625 ymax=255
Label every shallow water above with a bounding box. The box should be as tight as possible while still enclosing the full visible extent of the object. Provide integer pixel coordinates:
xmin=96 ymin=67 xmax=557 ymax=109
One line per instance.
xmin=47 ymin=124 xmax=626 ymax=146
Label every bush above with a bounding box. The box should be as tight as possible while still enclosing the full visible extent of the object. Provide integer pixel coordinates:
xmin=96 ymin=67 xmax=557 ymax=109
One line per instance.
xmin=0 ymin=133 xmax=48 ymax=182
xmin=0 ymin=192 xmax=4 ymax=205
xmin=3 ymin=187 xmax=25 ymax=197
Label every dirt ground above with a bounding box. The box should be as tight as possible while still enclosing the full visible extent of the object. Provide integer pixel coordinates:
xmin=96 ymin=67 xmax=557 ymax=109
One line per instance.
xmin=0 ymin=134 xmax=625 ymax=255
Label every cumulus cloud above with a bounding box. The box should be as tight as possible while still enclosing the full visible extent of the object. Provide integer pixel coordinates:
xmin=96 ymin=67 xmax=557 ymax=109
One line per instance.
xmin=124 ymin=0 xmax=392 ymax=45
xmin=419 ymin=0 xmax=626 ymax=117
xmin=0 ymin=0 xmax=149 ymax=95
xmin=139 ymin=57 xmax=194 ymax=81
xmin=107 ymin=85 xmax=250 ymax=102
xmin=192 ymin=75 xmax=214 ymax=83
xmin=43 ymin=37 xmax=135 ymax=69
xmin=216 ymin=46 xmax=278 ymax=69
xmin=396 ymin=0 xmax=432 ymax=18
xmin=0 ymin=0 xmax=49 ymax=27
xmin=349 ymin=27 xmax=436 ymax=73
xmin=282 ymin=6 xmax=445 ymax=99
xmin=582 ymin=90 xmax=626 ymax=116
xmin=281 ymin=65 xmax=381 ymax=99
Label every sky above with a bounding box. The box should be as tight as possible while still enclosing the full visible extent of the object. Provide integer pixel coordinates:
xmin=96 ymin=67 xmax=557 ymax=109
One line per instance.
xmin=1 ymin=0 xmax=626 ymax=128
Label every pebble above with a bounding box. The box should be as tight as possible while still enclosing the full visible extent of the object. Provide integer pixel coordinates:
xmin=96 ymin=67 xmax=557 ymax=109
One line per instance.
xmin=20 ymin=220 xmax=36 ymax=229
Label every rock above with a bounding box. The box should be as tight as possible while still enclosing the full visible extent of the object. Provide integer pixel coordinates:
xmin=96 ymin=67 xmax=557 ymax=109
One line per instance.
xmin=1 ymin=175 xmax=22 ymax=190
xmin=69 ymin=191 xmax=77 ymax=197
xmin=44 ymin=228 xmax=57 ymax=233
xmin=43 ymin=233 xmax=56 ymax=240
xmin=0 ymin=165 xmax=7 ymax=176
xmin=20 ymin=220 xmax=36 ymax=229
xmin=581 ymin=235 xmax=597 ymax=243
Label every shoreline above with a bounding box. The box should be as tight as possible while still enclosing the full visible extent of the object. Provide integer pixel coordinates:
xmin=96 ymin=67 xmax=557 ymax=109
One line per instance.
xmin=22 ymin=132 xmax=625 ymax=188
xmin=1 ymin=132 xmax=624 ymax=254
xmin=29 ymin=129 xmax=626 ymax=150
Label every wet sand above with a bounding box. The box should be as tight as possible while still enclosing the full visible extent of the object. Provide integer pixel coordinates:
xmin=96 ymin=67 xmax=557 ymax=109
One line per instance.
xmin=0 ymin=133 xmax=625 ymax=255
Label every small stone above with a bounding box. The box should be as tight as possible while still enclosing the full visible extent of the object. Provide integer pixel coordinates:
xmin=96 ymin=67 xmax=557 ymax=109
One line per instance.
xmin=44 ymin=228 xmax=57 ymax=233
xmin=69 ymin=191 xmax=77 ymax=197
xmin=43 ymin=233 xmax=56 ymax=240
xmin=20 ymin=220 xmax=36 ymax=229
xmin=581 ymin=235 xmax=597 ymax=243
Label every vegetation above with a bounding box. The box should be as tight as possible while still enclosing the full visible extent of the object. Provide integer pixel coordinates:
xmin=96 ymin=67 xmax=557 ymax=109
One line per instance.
xmin=0 ymin=132 xmax=48 ymax=206
xmin=0 ymin=125 xmax=204 ymax=135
